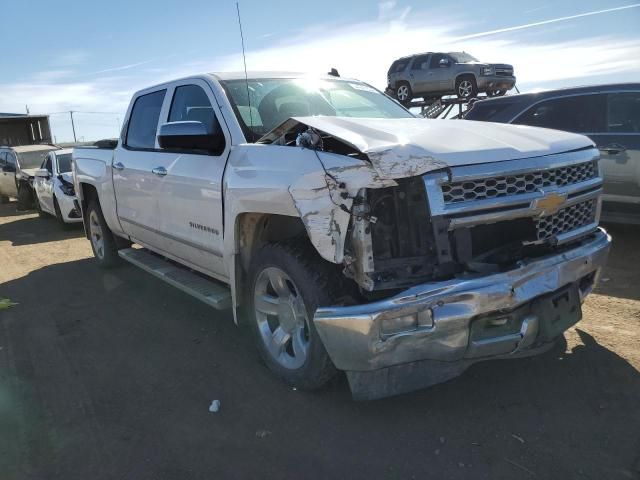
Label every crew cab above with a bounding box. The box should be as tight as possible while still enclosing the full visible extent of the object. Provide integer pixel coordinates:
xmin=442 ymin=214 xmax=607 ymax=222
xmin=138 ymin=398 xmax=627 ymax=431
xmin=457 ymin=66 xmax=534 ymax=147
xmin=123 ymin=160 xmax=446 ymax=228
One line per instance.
xmin=33 ymin=148 xmax=82 ymax=224
xmin=73 ymin=72 xmax=610 ymax=399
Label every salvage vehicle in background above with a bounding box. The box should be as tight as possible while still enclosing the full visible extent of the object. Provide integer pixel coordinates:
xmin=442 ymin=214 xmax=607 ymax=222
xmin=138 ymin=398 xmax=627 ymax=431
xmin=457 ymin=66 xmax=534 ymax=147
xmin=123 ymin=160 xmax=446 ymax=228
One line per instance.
xmin=34 ymin=148 xmax=82 ymax=224
xmin=0 ymin=144 xmax=60 ymax=209
xmin=386 ymin=51 xmax=516 ymax=104
xmin=465 ymin=83 xmax=640 ymax=224
xmin=73 ymin=72 xmax=610 ymax=399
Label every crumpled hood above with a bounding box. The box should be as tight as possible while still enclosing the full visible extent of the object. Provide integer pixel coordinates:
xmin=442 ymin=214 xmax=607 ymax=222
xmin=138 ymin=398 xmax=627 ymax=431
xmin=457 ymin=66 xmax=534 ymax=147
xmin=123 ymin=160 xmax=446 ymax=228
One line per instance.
xmin=290 ymin=117 xmax=594 ymax=174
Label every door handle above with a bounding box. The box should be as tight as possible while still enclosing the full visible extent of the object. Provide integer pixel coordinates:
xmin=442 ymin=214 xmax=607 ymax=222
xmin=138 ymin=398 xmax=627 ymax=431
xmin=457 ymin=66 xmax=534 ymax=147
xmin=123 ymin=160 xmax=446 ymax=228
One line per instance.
xmin=152 ymin=166 xmax=167 ymax=176
xmin=113 ymin=162 xmax=125 ymax=170
xmin=599 ymin=143 xmax=626 ymax=155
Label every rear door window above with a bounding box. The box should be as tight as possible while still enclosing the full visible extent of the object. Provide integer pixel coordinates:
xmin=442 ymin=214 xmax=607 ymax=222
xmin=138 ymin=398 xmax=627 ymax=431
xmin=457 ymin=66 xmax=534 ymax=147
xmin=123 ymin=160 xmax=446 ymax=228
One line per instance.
xmin=411 ymin=55 xmax=430 ymax=71
xmin=607 ymin=92 xmax=640 ymax=133
xmin=513 ymin=94 xmax=606 ymax=133
xmin=389 ymin=60 xmax=408 ymax=73
xmin=125 ymin=89 xmax=167 ymax=149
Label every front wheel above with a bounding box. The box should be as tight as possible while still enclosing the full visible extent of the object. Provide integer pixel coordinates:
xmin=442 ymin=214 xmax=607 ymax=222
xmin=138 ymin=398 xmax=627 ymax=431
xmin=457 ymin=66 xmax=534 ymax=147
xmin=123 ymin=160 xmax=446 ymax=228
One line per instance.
xmin=16 ymin=184 xmax=34 ymax=211
xmin=86 ymin=201 xmax=120 ymax=268
xmin=456 ymin=76 xmax=477 ymax=99
xmin=247 ymin=242 xmax=340 ymax=390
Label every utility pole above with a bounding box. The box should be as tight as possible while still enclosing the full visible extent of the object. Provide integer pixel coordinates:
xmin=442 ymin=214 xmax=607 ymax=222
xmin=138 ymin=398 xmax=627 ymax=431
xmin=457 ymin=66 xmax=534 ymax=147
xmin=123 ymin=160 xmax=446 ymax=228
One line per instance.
xmin=25 ymin=105 xmax=30 ymax=115
xmin=69 ymin=111 xmax=77 ymax=143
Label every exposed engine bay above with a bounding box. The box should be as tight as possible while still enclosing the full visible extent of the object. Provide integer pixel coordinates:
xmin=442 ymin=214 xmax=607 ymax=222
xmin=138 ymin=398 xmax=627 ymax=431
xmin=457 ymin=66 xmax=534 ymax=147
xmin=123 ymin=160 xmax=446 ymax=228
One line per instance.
xmin=262 ymin=119 xmax=601 ymax=295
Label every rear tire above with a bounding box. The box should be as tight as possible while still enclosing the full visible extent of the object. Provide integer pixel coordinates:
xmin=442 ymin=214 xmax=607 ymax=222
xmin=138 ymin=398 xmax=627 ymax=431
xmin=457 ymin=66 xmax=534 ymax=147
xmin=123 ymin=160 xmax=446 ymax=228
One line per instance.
xmin=395 ymin=82 xmax=413 ymax=106
xmin=86 ymin=201 xmax=120 ymax=268
xmin=247 ymin=241 xmax=341 ymax=390
xmin=456 ymin=76 xmax=477 ymax=99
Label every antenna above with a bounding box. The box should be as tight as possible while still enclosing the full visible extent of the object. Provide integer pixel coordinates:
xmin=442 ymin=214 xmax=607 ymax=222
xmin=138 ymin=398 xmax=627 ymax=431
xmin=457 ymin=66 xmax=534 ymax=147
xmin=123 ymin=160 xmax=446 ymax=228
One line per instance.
xmin=236 ymin=2 xmax=254 ymax=138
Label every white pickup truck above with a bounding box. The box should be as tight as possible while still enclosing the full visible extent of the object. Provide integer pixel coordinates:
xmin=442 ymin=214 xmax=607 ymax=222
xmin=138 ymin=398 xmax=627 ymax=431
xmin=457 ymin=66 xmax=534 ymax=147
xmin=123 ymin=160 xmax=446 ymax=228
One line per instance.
xmin=73 ymin=72 xmax=611 ymax=399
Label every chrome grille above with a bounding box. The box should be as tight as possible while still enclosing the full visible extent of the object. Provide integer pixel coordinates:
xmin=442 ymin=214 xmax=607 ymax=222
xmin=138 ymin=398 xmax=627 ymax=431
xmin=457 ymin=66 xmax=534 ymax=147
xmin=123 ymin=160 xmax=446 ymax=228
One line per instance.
xmin=441 ymin=160 xmax=598 ymax=204
xmin=535 ymin=199 xmax=597 ymax=241
xmin=495 ymin=68 xmax=513 ymax=77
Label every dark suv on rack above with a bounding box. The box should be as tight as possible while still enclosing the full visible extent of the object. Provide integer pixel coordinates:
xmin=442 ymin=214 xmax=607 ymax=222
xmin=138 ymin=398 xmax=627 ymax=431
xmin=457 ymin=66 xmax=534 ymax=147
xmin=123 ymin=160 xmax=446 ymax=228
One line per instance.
xmin=386 ymin=51 xmax=516 ymax=104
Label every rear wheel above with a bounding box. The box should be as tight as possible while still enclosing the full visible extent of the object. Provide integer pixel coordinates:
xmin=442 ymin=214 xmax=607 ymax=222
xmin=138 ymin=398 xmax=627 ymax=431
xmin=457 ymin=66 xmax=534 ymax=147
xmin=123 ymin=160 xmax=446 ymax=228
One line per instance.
xmin=86 ymin=201 xmax=120 ymax=268
xmin=456 ymin=76 xmax=477 ymax=99
xmin=248 ymin=241 xmax=341 ymax=390
xmin=395 ymin=82 xmax=413 ymax=105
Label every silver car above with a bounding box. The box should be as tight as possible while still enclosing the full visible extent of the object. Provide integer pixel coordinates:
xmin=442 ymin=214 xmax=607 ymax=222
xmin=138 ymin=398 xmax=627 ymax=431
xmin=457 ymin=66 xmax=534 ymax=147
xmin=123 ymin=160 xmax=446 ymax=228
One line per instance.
xmin=387 ymin=52 xmax=516 ymax=104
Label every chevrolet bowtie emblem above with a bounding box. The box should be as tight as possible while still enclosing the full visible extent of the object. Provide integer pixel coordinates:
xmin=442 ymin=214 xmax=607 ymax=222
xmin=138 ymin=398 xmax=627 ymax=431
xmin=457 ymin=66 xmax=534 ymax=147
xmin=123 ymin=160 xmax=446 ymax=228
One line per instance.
xmin=533 ymin=192 xmax=567 ymax=215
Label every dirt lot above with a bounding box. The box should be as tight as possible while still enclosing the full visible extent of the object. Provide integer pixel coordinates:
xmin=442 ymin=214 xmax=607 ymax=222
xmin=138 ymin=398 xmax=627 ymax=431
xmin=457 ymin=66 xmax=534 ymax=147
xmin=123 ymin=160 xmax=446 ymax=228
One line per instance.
xmin=0 ymin=201 xmax=638 ymax=480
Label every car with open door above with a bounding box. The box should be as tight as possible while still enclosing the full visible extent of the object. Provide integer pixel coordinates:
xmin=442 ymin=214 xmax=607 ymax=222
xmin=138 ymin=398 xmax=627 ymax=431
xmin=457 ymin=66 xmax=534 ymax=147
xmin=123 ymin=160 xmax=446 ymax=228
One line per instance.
xmin=464 ymin=83 xmax=640 ymax=224
xmin=33 ymin=148 xmax=82 ymax=224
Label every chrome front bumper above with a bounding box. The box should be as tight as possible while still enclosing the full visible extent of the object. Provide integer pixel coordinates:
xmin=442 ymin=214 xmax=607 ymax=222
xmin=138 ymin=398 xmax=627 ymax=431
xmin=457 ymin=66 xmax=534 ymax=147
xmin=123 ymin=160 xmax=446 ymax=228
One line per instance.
xmin=314 ymin=228 xmax=610 ymax=374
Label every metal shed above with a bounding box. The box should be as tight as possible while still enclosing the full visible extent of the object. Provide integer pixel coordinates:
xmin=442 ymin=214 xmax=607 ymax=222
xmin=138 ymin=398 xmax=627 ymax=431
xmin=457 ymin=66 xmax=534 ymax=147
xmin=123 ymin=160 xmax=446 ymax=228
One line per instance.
xmin=0 ymin=113 xmax=53 ymax=146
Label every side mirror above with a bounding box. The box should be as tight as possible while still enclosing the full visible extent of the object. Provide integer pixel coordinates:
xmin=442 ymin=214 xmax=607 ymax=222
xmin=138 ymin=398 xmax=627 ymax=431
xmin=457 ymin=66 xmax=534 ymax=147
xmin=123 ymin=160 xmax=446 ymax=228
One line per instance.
xmin=439 ymin=58 xmax=450 ymax=68
xmin=157 ymin=121 xmax=224 ymax=153
xmin=35 ymin=168 xmax=50 ymax=178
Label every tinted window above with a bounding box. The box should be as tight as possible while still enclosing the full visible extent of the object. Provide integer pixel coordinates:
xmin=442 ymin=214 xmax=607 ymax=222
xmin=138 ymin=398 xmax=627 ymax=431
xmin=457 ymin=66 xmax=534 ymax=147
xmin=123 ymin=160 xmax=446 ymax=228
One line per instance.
xmin=389 ymin=60 xmax=408 ymax=73
xmin=43 ymin=155 xmax=53 ymax=173
xmin=429 ymin=53 xmax=448 ymax=69
xmin=56 ymin=153 xmax=72 ymax=173
xmin=126 ymin=90 xmax=166 ymax=149
xmin=608 ymin=92 xmax=640 ymax=133
xmin=465 ymin=100 xmax=517 ymax=121
xmin=513 ymin=94 xmax=606 ymax=133
xmin=168 ymin=85 xmax=218 ymax=134
xmin=411 ymin=55 xmax=430 ymax=71
xmin=0 ymin=152 xmax=6 ymax=167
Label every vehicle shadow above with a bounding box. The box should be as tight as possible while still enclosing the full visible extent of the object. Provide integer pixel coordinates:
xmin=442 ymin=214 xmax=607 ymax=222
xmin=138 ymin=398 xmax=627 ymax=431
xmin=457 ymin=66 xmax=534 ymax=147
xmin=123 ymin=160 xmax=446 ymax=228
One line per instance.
xmin=0 ymin=214 xmax=84 ymax=246
xmin=0 ymin=200 xmax=34 ymax=218
xmin=596 ymin=223 xmax=640 ymax=301
xmin=1 ymin=257 xmax=638 ymax=480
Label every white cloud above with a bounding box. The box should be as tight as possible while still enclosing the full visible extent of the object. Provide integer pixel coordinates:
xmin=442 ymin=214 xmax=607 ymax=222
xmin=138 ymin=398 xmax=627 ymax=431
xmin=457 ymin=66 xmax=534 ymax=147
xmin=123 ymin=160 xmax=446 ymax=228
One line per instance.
xmin=53 ymin=50 xmax=89 ymax=67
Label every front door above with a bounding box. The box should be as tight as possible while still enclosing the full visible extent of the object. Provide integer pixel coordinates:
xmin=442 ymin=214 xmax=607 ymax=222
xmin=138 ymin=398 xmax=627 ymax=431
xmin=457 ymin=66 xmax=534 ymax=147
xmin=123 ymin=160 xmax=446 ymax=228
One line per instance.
xmin=154 ymin=81 xmax=229 ymax=278
xmin=113 ymin=88 xmax=168 ymax=250
xmin=34 ymin=153 xmax=55 ymax=214
xmin=593 ymin=91 xmax=640 ymax=203
xmin=425 ymin=53 xmax=452 ymax=93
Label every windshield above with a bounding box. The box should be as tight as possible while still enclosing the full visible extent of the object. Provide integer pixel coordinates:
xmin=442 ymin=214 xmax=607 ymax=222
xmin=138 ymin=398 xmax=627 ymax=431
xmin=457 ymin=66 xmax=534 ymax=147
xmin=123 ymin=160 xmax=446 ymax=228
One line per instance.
xmin=16 ymin=148 xmax=58 ymax=169
xmin=221 ymin=78 xmax=413 ymax=141
xmin=56 ymin=153 xmax=72 ymax=173
xmin=449 ymin=52 xmax=479 ymax=63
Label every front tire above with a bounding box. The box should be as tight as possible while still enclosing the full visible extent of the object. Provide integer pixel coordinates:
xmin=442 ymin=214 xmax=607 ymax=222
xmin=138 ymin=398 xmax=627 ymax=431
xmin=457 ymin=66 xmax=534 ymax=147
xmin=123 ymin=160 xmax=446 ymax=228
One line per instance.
xmin=456 ymin=76 xmax=478 ymax=99
xmin=486 ymin=89 xmax=507 ymax=97
xmin=86 ymin=201 xmax=120 ymax=268
xmin=16 ymin=184 xmax=34 ymax=211
xmin=247 ymin=241 xmax=340 ymax=390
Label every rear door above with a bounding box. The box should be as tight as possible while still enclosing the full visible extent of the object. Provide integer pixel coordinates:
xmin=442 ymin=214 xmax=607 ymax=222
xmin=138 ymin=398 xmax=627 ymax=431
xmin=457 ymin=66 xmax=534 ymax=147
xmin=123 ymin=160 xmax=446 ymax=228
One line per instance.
xmin=113 ymin=89 xmax=167 ymax=250
xmin=154 ymin=80 xmax=229 ymax=278
xmin=408 ymin=54 xmax=431 ymax=94
xmin=592 ymin=91 xmax=640 ymax=203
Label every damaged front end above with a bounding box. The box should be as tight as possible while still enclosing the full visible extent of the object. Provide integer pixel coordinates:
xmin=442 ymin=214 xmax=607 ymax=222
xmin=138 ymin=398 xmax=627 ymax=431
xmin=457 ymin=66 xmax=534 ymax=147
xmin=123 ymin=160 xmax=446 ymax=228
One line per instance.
xmin=260 ymin=115 xmax=611 ymax=399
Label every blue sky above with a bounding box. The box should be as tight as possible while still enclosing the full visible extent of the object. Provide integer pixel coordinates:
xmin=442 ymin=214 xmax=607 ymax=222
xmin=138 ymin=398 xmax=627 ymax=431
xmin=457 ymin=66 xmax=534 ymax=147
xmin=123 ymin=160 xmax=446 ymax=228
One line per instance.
xmin=1 ymin=0 xmax=639 ymax=142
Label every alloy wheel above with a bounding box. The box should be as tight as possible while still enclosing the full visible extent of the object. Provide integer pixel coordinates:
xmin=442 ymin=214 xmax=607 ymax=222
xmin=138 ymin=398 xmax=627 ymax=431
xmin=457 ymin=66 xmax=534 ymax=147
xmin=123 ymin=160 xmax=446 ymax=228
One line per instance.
xmin=89 ymin=210 xmax=105 ymax=259
xmin=458 ymin=80 xmax=474 ymax=97
xmin=397 ymin=85 xmax=409 ymax=102
xmin=254 ymin=266 xmax=310 ymax=370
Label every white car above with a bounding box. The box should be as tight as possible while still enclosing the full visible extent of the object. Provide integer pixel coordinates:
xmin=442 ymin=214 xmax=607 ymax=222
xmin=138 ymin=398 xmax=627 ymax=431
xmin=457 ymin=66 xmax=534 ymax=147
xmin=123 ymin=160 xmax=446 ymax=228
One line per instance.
xmin=34 ymin=148 xmax=82 ymax=224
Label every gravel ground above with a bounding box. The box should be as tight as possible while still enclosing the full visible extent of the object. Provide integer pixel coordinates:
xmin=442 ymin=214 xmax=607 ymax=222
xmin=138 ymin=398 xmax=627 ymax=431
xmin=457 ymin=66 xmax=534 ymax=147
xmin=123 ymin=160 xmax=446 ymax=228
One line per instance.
xmin=1 ymin=201 xmax=639 ymax=480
